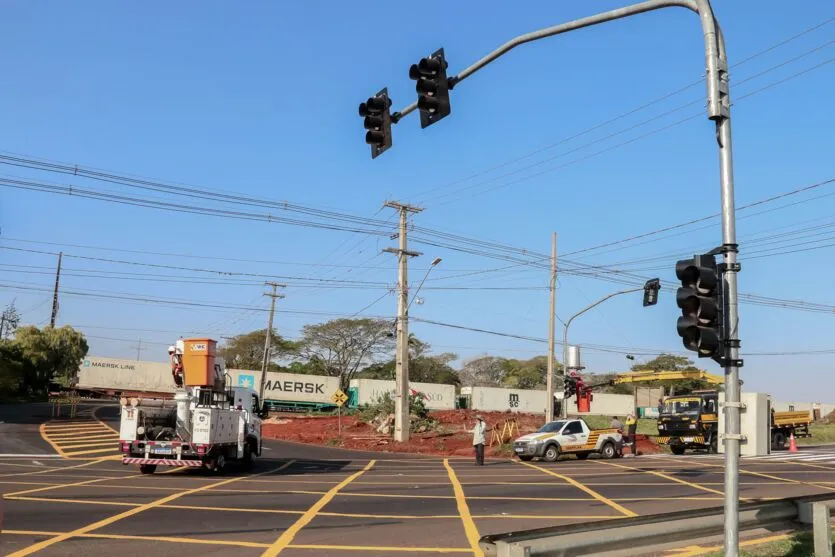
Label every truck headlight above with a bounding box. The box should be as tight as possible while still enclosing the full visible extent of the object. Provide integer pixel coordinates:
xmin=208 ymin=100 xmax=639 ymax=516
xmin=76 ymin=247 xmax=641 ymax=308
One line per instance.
xmin=658 ymin=424 xmax=665 ymax=430
xmin=689 ymin=424 xmax=697 ymax=430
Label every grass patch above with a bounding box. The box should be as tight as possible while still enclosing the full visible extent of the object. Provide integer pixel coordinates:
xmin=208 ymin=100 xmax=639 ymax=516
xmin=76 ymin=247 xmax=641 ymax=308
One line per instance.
xmin=797 ymin=422 xmax=835 ymax=446
xmin=579 ymin=415 xmax=657 ymax=435
xmin=702 ymin=530 xmax=833 ymax=556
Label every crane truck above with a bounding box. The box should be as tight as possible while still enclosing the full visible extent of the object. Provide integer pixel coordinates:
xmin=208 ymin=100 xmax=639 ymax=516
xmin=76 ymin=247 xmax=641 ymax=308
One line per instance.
xmin=119 ymin=338 xmax=264 ymax=474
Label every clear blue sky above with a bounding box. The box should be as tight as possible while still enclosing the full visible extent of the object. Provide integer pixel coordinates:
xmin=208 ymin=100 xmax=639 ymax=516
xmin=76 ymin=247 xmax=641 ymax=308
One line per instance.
xmin=1 ymin=1 xmax=833 ymax=402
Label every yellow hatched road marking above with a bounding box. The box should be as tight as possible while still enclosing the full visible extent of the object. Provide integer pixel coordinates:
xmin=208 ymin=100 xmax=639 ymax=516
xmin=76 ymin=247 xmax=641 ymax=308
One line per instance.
xmin=6 ymin=460 xmax=297 ymax=557
xmin=44 ymin=425 xmax=111 ymax=433
xmin=260 ymin=460 xmax=376 ymax=557
xmin=56 ymin=441 xmax=119 ymax=450
xmin=47 ymin=432 xmax=117 ymax=440
xmin=0 ymin=458 xmax=108 ymax=480
xmin=62 ymin=447 xmax=119 ymax=457
xmin=596 ymin=461 xmax=732 ymax=499
xmin=444 ymin=459 xmax=485 ymax=557
xmin=517 ymin=460 xmax=638 ymax=517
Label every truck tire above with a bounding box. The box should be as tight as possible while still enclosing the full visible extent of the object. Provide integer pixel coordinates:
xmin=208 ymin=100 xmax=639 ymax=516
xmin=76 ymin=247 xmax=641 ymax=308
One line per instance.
xmin=243 ymin=443 xmax=255 ymax=469
xmin=542 ymin=444 xmax=560 ymax=462
xmin=139 ymin=464 xmax=157 ymax=475
xmin=709 ymin=436 xmax=719 ymax=454
xmin=671 ymin=446 xmax=686 ymax=455
xmin=772 ymin=431 xmax=787 ymax=451
xmin=210 ymin=454 xmax=226 ymax=474
xmin=518 ymin=455 xmax=534 ymax=462
xmin=575 ymin=452 xmax=589 ymax=460
xmin=600 ymin=442 xmax=616 ymax=459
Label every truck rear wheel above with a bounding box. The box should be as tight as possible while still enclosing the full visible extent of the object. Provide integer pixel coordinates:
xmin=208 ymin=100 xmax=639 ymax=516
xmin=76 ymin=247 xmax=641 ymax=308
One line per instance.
xmin=243 ymin=443 xmax=255 ymax=469
xmin=671 ymin=446 xmax=686 ymax=455
xmin=772 ymin=431 xmax=787 ymax=451
xmin=139 ymin=464 xmax=157 ymax=475
xmin=600 ymin=442 xmax=616 ymax=459
xmin=542 ymin=444 xmax=560 ymax=462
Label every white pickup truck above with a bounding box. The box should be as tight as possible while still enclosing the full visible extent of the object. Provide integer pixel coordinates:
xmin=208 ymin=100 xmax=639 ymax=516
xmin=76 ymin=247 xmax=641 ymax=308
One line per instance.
xmin=513 ymin=418 xmax=623 ymax=462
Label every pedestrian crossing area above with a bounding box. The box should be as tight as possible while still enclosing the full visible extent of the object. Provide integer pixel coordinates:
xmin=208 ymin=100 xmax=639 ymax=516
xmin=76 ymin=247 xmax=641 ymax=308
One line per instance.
xmin=642 ymin=450 xmax=835 ymax=464
xmin=40 ymin=407 xmax=121 ymax=459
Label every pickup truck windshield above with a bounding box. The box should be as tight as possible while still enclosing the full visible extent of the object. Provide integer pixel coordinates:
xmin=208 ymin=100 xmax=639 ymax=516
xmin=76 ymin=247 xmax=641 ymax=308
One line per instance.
xmin=662 ymin=398 xmax=702 ymax=415
xmin=538 ymin=420 xmax=567 ymax=433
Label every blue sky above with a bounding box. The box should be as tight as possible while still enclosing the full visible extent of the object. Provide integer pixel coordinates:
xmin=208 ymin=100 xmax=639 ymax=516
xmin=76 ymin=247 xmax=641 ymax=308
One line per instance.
xmin=1 ymin=1 xmax=833 ymax=402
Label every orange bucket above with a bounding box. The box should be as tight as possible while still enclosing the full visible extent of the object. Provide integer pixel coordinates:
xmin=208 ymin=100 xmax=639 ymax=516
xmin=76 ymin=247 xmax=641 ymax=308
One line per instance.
xmin=181 ymin=338 xmax=217 ymax=387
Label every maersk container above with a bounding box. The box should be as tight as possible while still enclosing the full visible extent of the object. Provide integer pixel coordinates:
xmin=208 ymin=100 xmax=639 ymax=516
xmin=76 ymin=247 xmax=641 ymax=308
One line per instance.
xmin=461 ymin=386 xmax=548 ymax=413
xmin=77 ymin=357 xmax=174 ymax=394
xmin=349 ymin=378 xmax=456 ymax=410
xmin=227 ymin=369 xmax=340 ymax=407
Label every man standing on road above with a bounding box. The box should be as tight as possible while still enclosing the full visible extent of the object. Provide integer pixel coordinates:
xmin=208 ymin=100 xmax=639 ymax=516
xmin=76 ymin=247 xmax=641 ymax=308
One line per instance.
xmin=625 ymin=413 xmax=638 ymax=456
xmin=471 ymin=415 xmax=489 ymax=466
xmin=610 ymin=416 xmax=624 ymax=431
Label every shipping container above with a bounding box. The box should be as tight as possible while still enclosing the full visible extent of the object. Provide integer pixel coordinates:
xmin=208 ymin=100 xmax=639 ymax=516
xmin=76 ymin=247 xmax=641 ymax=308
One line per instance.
xmin=77 ymin=357 xmax=174 ymax=394
xmin=227 ymin=369 xmax=340 ymax=410
xmin=349 ymin=378 xmax=456 ymax=410
xmin=461 ymin=386 xmax=548 ymax=413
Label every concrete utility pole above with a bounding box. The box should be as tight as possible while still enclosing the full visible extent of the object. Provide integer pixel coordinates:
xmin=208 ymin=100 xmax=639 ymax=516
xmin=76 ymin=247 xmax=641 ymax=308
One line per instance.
xmin=546 ymin=232 xmax=557 ymax=423
xmin=258 ymin=282 xmax=285 ymax=405
xmin=383 ymin=200 xmax=423 ymax=443
xmin=50 ymin=251 xmax=62 ymax=327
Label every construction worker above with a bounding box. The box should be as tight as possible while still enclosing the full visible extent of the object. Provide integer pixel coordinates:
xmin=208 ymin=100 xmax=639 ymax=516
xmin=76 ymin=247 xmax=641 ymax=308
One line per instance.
xmin=625 ymin=413 xmax=638 ymax=456
xmin=470 ymin=415 xmax=489 ymax=466
xmin=610 ymin=416 xmax=624 ymax=431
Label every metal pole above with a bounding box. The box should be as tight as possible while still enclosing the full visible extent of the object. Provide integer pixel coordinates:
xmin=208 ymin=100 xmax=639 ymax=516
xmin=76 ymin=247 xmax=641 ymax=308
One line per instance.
xmin=258 ymin=282 xmax=284 ymax=405
xmin=50 ymin=251 xmax=62 ymax=327
xmin=546 ymin=232 xmax=557 ymax=423
xmin=562 ymin=287 xmax=644 ymax=418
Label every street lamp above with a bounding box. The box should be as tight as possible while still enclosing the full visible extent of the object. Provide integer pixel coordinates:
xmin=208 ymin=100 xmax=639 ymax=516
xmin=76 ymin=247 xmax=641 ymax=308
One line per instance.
xmin=408 ymin=257 xmax=442 ymax=311
xmin=561 ymin=279 xmax=660 ymax=418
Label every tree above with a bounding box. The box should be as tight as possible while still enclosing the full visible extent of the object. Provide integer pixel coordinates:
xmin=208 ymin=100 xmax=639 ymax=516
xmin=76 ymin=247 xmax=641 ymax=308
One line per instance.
xmin=357 ymin=336 xmax=460 ymax=386
xmin=630 ymin=353 xmax=709 ymax=396
xmin=459 ymin=356 xmax=508 ymax=387
xmin=0 ymin=341 xmax=36 ymax=398
xmin=502 ymin=356 xmax=555 ymax=390
xmin=0 ymin=301 xmax=20 ymax=340
xmin=12 ymin=325 xmax=89 ymax=393
xmin=220 ymin=329 xmax=299 ymax=371
xmin=299 ymin=318 xmax=395 ymax=389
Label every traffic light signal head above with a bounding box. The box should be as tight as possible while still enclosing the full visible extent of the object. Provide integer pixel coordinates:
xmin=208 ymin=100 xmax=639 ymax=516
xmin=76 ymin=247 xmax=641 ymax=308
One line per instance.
xmin=408 ymin=48 xmax=451 ymax=129
xmin=642 ymin=278 xmax=661 ymax=307
xmin=675 ymin=254 xmax=723 ymax=360
xmin=358 ymin=88 xmax=392 ymax=159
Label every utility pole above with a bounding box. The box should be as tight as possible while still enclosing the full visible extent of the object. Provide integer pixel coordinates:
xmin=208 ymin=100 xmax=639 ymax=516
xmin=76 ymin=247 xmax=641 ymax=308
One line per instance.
xmin=383 ymin=200 xmax=423 ymax=443
xmin=258 ymin=282 xmax=285 ymax=406
xmin=50 ymin=251 xmax=62 ymax=327
xmin=546 ymin=232 xmax=557 ymax=423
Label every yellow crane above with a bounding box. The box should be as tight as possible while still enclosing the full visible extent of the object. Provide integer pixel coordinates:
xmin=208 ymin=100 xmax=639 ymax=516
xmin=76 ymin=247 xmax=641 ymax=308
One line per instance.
xmin=609 ymin=370 xmax=724 ymax=385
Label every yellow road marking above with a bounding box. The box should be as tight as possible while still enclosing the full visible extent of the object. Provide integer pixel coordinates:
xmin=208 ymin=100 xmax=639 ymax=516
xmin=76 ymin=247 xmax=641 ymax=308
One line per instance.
xmin=6 ymin=460 xmax=297 ymax=557
xmin=56 ymin=441 xmax=120 ymax=450
xmin=664 ymin=533 xmax=793 ymax=556
xmin=596 ymin=461 xmax=733 ymax=499
xmin=0 ymin=458 xmax=108 ymax=479
xmin=517 ymin=460 xmax=638 ymax=517
xmin=47 ymin=432 xmax=117 ymax=441
xmin=261 ymin=460 xmax=376 ymax=557
xmin=92 ymin=405 xmax=121 ymax=433
xmin=2 ymin=531 xmax=476 ymax=553
xmin=44 ymin=425 xmax=112 ymax=434
xmin=62 ymin=447 xmax=119 ymax=457
xmin=444 ymin=459 xmax=484 ymax=557
xmin=38 ymin=422 xmax=66 ymax=457
xmin=6 ymin=469 xmax=136 ymax=497
xmin=673 ymin=456 xmax=835 ymax=494
xmin=7 ymin=496 xmax=139 ymax=507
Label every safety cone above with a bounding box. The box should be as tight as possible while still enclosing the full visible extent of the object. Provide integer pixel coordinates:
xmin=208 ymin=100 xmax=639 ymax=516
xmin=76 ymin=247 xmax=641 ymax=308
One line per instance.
xmin=788 ymin=432 xmax=798 ymax=453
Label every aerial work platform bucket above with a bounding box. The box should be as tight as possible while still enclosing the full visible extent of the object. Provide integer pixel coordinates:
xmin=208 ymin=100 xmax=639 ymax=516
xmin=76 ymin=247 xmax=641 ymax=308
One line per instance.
xmin=182 ymin=338 xmax=217 ymax=387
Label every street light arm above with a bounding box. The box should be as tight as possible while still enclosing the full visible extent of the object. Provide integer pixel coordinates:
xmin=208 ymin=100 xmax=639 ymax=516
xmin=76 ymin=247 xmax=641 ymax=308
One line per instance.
xmin=407 ymin=259 xmax=442 ymax=312
xmin=564 ymin=287 xmax=644 ymax=336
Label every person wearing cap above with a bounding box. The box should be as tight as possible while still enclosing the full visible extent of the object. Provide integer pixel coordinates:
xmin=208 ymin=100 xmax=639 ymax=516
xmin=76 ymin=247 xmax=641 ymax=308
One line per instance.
xmin=470 ymin=415 xmax=490 ymax=466
xmin=625 ymin=413 xmax=638 ymax=456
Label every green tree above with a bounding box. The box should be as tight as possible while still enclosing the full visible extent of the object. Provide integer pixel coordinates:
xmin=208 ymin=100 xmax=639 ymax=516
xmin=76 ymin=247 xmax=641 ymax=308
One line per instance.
xmin=630 ymin=353 xmax=709 ymax=395
xmin=0 ymin=341 xmax=36 ymax=398
xmin=12 ymin=325 xmax=89 ymax=393
xmin=220 ymin=329 xmax=299 ymax=371
xmin=501 ymin=355 xmax=561 ymax=390
xmin=356 ymin=337 xmax=460 ymax=386
xmin=0 ymin=301 xmax=20 ymax=340
xmin=299 ymin=318 xmax=395 ymax=389
xmin=459 ymin=356 xmax=507 ymax=387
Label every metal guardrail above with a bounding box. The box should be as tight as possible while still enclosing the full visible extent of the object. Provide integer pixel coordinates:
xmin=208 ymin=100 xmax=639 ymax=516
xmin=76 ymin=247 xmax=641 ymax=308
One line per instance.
xmin=479 ymin=493 xmax=835 ymax=557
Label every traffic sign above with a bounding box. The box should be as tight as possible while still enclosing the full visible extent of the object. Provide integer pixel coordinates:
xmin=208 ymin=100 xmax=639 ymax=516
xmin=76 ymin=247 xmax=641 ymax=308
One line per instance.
xmin=331 ymin=389 xmax=348 ymax=407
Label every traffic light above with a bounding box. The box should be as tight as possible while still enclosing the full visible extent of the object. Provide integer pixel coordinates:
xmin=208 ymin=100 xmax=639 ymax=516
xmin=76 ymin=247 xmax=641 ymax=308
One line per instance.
xmin=643 ymin=278 xmax=661 ymax=307
xmin=409 ymin=48 xmax=451 ymax=128
xmin=563 ymin=374 xmax=576 ymax=400
xmin=675 ymin=254 xmax=723 ymax=361
xmin=359 ymin=88 xmax=393 ymax=159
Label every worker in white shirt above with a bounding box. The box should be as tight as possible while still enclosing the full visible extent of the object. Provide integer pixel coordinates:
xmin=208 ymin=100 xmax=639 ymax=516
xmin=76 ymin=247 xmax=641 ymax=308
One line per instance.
xmin=471 ymin=415 xmax=490 ymax=466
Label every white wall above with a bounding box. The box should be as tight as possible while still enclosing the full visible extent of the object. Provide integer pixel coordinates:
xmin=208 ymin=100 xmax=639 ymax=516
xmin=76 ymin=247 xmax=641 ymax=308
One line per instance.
xmin=350 ymin=378 xmax=455 ymax=410
xmin=575 ymin=393 xmax=635 ymax=417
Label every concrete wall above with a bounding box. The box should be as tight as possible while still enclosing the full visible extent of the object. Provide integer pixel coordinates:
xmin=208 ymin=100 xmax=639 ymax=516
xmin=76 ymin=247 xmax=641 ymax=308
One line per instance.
xmin=575 ymin=393 xmax=635 ymax=417
xmin=349 ymin=379 xmax=456 ymax=410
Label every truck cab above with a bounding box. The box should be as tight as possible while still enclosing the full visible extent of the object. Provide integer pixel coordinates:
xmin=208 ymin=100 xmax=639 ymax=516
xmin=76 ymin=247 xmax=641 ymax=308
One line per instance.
xmin=513 ymin=418 xmax=622 ymax=462
xmin=657 ymin=391 xmax=719 ymax=454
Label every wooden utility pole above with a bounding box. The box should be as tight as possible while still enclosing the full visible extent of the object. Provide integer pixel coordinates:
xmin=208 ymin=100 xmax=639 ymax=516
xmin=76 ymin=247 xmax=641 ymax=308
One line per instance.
xmin=258 ymin=282 xmax=285 ymax=406
xmin=546 ymin=233 xmax=557 ymax=423
xmin=50 ymin=252 xmax=63 ymax=327
xmin=383 ymin=200 xmax=422 ymax=443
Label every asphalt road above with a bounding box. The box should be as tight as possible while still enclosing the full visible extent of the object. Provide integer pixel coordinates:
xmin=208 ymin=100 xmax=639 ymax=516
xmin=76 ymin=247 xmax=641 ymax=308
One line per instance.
xmin=3 ymin=403 xmax=835 ymax=556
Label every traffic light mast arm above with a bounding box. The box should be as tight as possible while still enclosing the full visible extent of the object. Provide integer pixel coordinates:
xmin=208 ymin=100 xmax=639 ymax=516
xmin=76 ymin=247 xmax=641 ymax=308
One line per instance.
xmin=391 ymin=0 xmax=728 ymax=123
